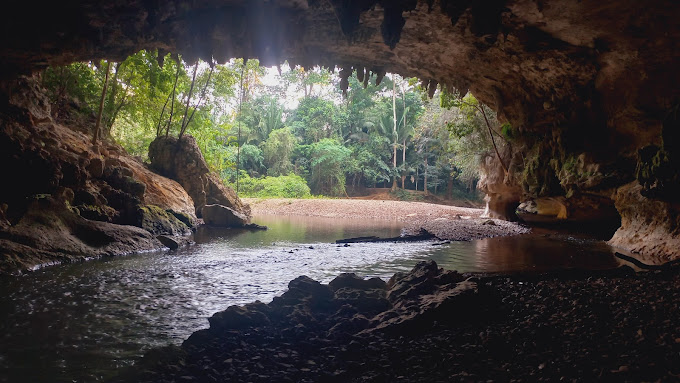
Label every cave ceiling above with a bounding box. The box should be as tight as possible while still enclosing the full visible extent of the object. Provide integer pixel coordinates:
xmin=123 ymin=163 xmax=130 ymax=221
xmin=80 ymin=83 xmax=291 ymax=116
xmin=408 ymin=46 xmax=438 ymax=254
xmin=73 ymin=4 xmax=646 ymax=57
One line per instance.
xmin=1 ymin=0 xmax=679 ymax=154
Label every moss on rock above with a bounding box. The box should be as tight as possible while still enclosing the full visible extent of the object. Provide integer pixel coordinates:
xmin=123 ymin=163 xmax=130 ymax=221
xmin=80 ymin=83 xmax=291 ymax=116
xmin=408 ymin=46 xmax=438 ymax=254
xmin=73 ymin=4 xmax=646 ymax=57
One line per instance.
xmin=136 ymin=204 xmax=191 ymax=236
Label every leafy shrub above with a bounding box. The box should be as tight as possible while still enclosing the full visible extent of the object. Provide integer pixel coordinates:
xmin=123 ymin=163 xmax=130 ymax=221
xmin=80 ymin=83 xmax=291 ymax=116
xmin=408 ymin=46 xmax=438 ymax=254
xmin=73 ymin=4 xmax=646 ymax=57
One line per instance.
xmin=238 ymin=173 xmax=311 ymax=198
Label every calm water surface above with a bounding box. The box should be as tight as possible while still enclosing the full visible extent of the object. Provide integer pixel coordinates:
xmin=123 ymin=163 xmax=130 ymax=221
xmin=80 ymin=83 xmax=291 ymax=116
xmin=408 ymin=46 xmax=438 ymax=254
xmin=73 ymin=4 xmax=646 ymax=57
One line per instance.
xmin=0 ymin=215 xmax=619 ymax=382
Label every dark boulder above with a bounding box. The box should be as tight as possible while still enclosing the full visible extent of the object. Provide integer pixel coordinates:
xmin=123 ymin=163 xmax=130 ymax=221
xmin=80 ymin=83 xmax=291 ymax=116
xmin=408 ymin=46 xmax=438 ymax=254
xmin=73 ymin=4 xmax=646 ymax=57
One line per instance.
xmin=201 ymin=204 xmax=249 ymax=227
xmin=149 ymin=136 xmax=251 ymax=218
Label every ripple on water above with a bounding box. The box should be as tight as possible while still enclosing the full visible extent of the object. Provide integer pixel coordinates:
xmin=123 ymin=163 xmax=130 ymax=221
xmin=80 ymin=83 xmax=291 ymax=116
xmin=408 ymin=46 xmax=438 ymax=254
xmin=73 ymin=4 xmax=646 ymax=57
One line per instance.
xmin=0 ymin=215 xmax=619 ymax=383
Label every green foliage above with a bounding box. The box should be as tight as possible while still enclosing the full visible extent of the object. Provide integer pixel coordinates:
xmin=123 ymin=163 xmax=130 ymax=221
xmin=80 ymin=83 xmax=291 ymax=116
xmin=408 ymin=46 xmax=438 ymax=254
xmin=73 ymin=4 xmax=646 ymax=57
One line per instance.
xmin=43 ymin=54 xmax=502 ymax=201
xmin=263 ymin=127 xmax=298 ymax=176
xmin=42 ymin=63 xmax=99 ymax=114
xmin=309 ymin=138 xmax=351 ymax=196
xmin=239 ymin=144 xmax=264 ymax=176
xmin=238 ymin=173 xmax=311 ymax=198
xmin=390 ymin=188 xmax=424 ymax=201
xmin=501 ymin=122 xmax=514 ymax=140
xmin=289 ymin=96 xmax=340 ymax=144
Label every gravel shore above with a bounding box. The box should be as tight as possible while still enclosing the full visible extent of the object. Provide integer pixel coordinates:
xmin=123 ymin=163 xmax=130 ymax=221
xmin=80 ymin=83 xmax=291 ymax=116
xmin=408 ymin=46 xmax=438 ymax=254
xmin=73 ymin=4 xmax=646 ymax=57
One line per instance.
xmin=117 ymin=261 xmax=680 ymax=383
xmin=245 ymin=198 xmax=530 ymax=241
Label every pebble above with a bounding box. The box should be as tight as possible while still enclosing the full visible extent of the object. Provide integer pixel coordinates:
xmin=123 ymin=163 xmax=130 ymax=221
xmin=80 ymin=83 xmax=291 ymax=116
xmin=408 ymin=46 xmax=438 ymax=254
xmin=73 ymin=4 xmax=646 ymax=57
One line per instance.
xmin=116 ymin=262 xmax=680 ymax=383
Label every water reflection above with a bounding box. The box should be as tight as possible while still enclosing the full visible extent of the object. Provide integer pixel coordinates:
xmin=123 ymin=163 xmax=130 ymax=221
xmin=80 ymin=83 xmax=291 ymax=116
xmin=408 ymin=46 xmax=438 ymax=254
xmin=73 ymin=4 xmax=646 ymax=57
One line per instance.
xmin=434 ymin=234 xmax=620 ymax=273
xmin=196 ymin=215 xmax=403 ymax=247
xmin=0 ymin=216 xmax=619 ymax=383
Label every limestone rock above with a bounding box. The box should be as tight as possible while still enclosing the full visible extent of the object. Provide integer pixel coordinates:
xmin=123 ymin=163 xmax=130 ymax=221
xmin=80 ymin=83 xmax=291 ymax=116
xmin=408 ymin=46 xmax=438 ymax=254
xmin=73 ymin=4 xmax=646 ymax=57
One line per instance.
xmin=516 ymin=194 xmax=620 ymax=236
xmin=149 ymin=136 xmax=250 ymax=218
xmin=0 ymin=195 xmax=162 ymax=274
xmin=516 ymin=198 xmax=569 ymax=222
xmin=201 ymin=204 xmax=249 ymax=227
xmin=137 ymin=205 xmax=191 ymax=236
xmin=609 ymin=182 xmax=680 ymax=263
xmin=0 ymin=77 xmax=197 ymax=273
xmin=478 ymin=152 xmax=522 ymax=221
xmin=1 ymin=0 xmax=680 ymax=264
xmin=86 ymin=157 xmax=104 ymax=178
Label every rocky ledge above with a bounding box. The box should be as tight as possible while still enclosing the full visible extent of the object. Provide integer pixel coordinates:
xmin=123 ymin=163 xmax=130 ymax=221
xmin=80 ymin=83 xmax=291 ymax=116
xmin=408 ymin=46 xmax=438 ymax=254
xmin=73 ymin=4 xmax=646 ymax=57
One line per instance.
xmin=116 ymin=261 xmax=680 ymax=382
xmin=0 ymin=76 xmax=251 ymax=274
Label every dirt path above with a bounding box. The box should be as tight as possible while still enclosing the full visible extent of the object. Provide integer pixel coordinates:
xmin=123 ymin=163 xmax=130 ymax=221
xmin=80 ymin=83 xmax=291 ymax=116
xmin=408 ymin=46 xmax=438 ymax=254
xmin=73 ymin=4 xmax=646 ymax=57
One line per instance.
xmin=244 ymin=198 xmax=529 ymax=241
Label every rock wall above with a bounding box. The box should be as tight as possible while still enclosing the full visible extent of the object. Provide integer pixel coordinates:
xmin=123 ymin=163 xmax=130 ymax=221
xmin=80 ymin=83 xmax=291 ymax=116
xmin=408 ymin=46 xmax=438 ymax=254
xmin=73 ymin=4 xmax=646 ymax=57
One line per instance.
xmin=478 ymin=150 xmax=522 ymax=221
xmin=609 ymin=182 xmax=680 ymax=265
xmin=0 ymin=76 xmax=198 ymax=273
xmin=0 ymin=0 xmax=679 ymax=260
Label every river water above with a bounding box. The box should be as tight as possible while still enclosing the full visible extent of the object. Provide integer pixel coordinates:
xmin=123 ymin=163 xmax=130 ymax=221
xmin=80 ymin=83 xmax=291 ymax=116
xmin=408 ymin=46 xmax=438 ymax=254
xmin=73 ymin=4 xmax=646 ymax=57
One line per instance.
xmin=0 ymin=215 xmax=619 ymax=382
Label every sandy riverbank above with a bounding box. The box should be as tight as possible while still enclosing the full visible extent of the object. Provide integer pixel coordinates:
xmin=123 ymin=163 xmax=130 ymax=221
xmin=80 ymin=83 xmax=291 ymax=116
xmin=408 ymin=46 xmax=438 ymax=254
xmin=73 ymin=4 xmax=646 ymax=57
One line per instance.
xmin=244 ymin=198 xmax=530 ymax=241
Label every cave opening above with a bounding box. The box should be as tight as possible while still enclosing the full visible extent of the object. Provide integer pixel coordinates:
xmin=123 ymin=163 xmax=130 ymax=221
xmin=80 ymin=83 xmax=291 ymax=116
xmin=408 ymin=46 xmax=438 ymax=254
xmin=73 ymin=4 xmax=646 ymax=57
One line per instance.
xmin=1 ymin=1 xmax=680 ymax=382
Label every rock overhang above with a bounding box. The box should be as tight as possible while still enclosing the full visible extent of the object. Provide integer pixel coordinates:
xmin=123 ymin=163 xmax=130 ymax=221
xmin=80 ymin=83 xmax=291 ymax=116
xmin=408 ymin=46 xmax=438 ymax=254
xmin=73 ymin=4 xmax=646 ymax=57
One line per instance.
xmin=5 ymin=0 xmax=676 ymax=135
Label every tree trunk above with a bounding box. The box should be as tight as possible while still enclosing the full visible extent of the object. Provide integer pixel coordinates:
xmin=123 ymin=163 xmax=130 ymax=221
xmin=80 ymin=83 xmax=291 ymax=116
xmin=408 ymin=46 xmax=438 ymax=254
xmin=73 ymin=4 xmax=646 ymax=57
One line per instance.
xmin=156 ymin=91 xmax=172 ymax=137
xmin=447 ymin=174 xmax=454 ymax=200
xmin=401 ymin=138 xmax=406 ymax=188
xmin=105 ymin=71 xmax=131 ymax=136
xmin=401 ymin=81 xmax=407 ymax=189
xmin=166 ymin=60 xmax=181 ymax=137
xmin=92 ymin=61 xmax=111 ymax=144
xmin=423 ymin=156 xmax=428 ymax=195
xmin=104 ymin=62 xmax=122 ymax=125
xmin=415 ymin=167 xmax=419 ymax=191
xmin=391 ymin=78 xmax=398 ymax=191
xmin=180 ymin=64 xmax=214 ymax=139
xmin=179 ymin=61 xmax=199 ymax=139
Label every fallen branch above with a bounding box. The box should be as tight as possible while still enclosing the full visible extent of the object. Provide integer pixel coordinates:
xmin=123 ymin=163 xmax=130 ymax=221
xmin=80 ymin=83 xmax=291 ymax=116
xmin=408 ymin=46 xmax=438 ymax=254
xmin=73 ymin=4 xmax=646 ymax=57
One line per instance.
xmin=336 ymin=229 xmax=437 ymax=244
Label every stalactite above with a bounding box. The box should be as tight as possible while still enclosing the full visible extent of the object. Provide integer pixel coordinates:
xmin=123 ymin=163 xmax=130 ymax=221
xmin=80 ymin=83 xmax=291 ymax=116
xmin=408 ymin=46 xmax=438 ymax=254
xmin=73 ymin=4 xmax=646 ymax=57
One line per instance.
xmin=339 ymin=67 xmax=352 ymax=96
xmin=428 ymin=79 xmax=438 ymax=98
xmin=375 ymin=70 xmax=386 ymax=86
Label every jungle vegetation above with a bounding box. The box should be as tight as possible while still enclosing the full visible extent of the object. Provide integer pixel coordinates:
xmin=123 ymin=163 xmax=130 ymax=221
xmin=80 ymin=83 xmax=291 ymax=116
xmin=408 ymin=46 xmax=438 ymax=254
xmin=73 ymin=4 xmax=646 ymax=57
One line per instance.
xmin=41 ymin=51 xmax=504 ymax=201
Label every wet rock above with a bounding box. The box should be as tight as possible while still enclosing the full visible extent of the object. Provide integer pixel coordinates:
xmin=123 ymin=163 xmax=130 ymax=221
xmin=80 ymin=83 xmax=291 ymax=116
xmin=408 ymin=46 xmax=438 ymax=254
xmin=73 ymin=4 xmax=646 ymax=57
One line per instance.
xmin=157 ymin=235 xmax=180 ymax=250
xmin=202 ymin=204 xmax=249 ymax=227
xmin=329 ymin=273 xmax=387 ymax=292
xmin=168 ymin=210 xmax=195 ymax=228
xmin=208 ymin=302 xmax=272 ymax=331
xmin=137 ymin=205 xmax=191 ymax=236
xmin=244 ymin=222 xmax=268 ymax=230
xmin=0 ymin=195 xmax=162 ymax=274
